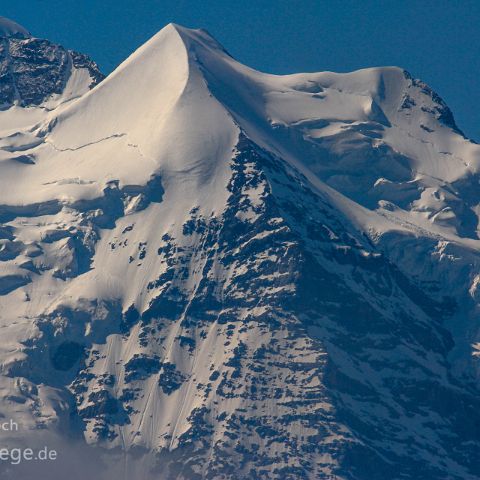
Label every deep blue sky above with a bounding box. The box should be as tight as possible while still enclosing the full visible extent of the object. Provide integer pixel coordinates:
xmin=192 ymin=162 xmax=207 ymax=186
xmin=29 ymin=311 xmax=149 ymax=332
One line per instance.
xmin=2 ymin=0 xmax=478 ymax=140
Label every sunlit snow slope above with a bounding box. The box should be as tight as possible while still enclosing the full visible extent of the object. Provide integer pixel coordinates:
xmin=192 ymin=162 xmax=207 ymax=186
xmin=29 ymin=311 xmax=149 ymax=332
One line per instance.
xmin=0 ymin=20 xmax=479 ymax=480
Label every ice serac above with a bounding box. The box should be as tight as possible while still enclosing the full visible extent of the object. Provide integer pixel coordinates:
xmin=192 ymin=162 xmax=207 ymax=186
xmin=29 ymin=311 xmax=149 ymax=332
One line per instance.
xmin=0 ymin=21 xmax=479 ymax=480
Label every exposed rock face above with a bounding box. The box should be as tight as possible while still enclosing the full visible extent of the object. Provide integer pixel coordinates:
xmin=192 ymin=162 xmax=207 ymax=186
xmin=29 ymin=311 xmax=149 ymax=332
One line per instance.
xmin=0 ymin=19 xmax=103 ymax=108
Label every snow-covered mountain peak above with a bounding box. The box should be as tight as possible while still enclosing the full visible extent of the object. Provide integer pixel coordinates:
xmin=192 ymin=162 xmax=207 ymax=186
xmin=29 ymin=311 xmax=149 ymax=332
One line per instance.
xmin=0 ymin=16 xmax=30 ymax=38
xmin=0 ymin=22 xmax=480 ymax=479
xmin=2 ymin=21 xmax=480 ymax=234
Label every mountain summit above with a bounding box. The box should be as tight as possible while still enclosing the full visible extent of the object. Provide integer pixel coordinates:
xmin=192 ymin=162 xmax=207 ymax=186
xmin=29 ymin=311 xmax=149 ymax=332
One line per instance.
xmin=0 ymin=22 xmax=479 ymax=480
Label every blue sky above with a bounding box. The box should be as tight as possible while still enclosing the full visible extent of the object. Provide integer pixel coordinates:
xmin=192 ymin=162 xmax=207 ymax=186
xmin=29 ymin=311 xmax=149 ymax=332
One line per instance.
xmin=1 ymin=0 xmax=478 ymax=140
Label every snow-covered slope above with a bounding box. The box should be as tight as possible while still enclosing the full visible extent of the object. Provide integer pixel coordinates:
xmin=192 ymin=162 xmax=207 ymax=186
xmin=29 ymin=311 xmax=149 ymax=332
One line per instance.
xmin=0 ymin=20 xmax=479 ymax=480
